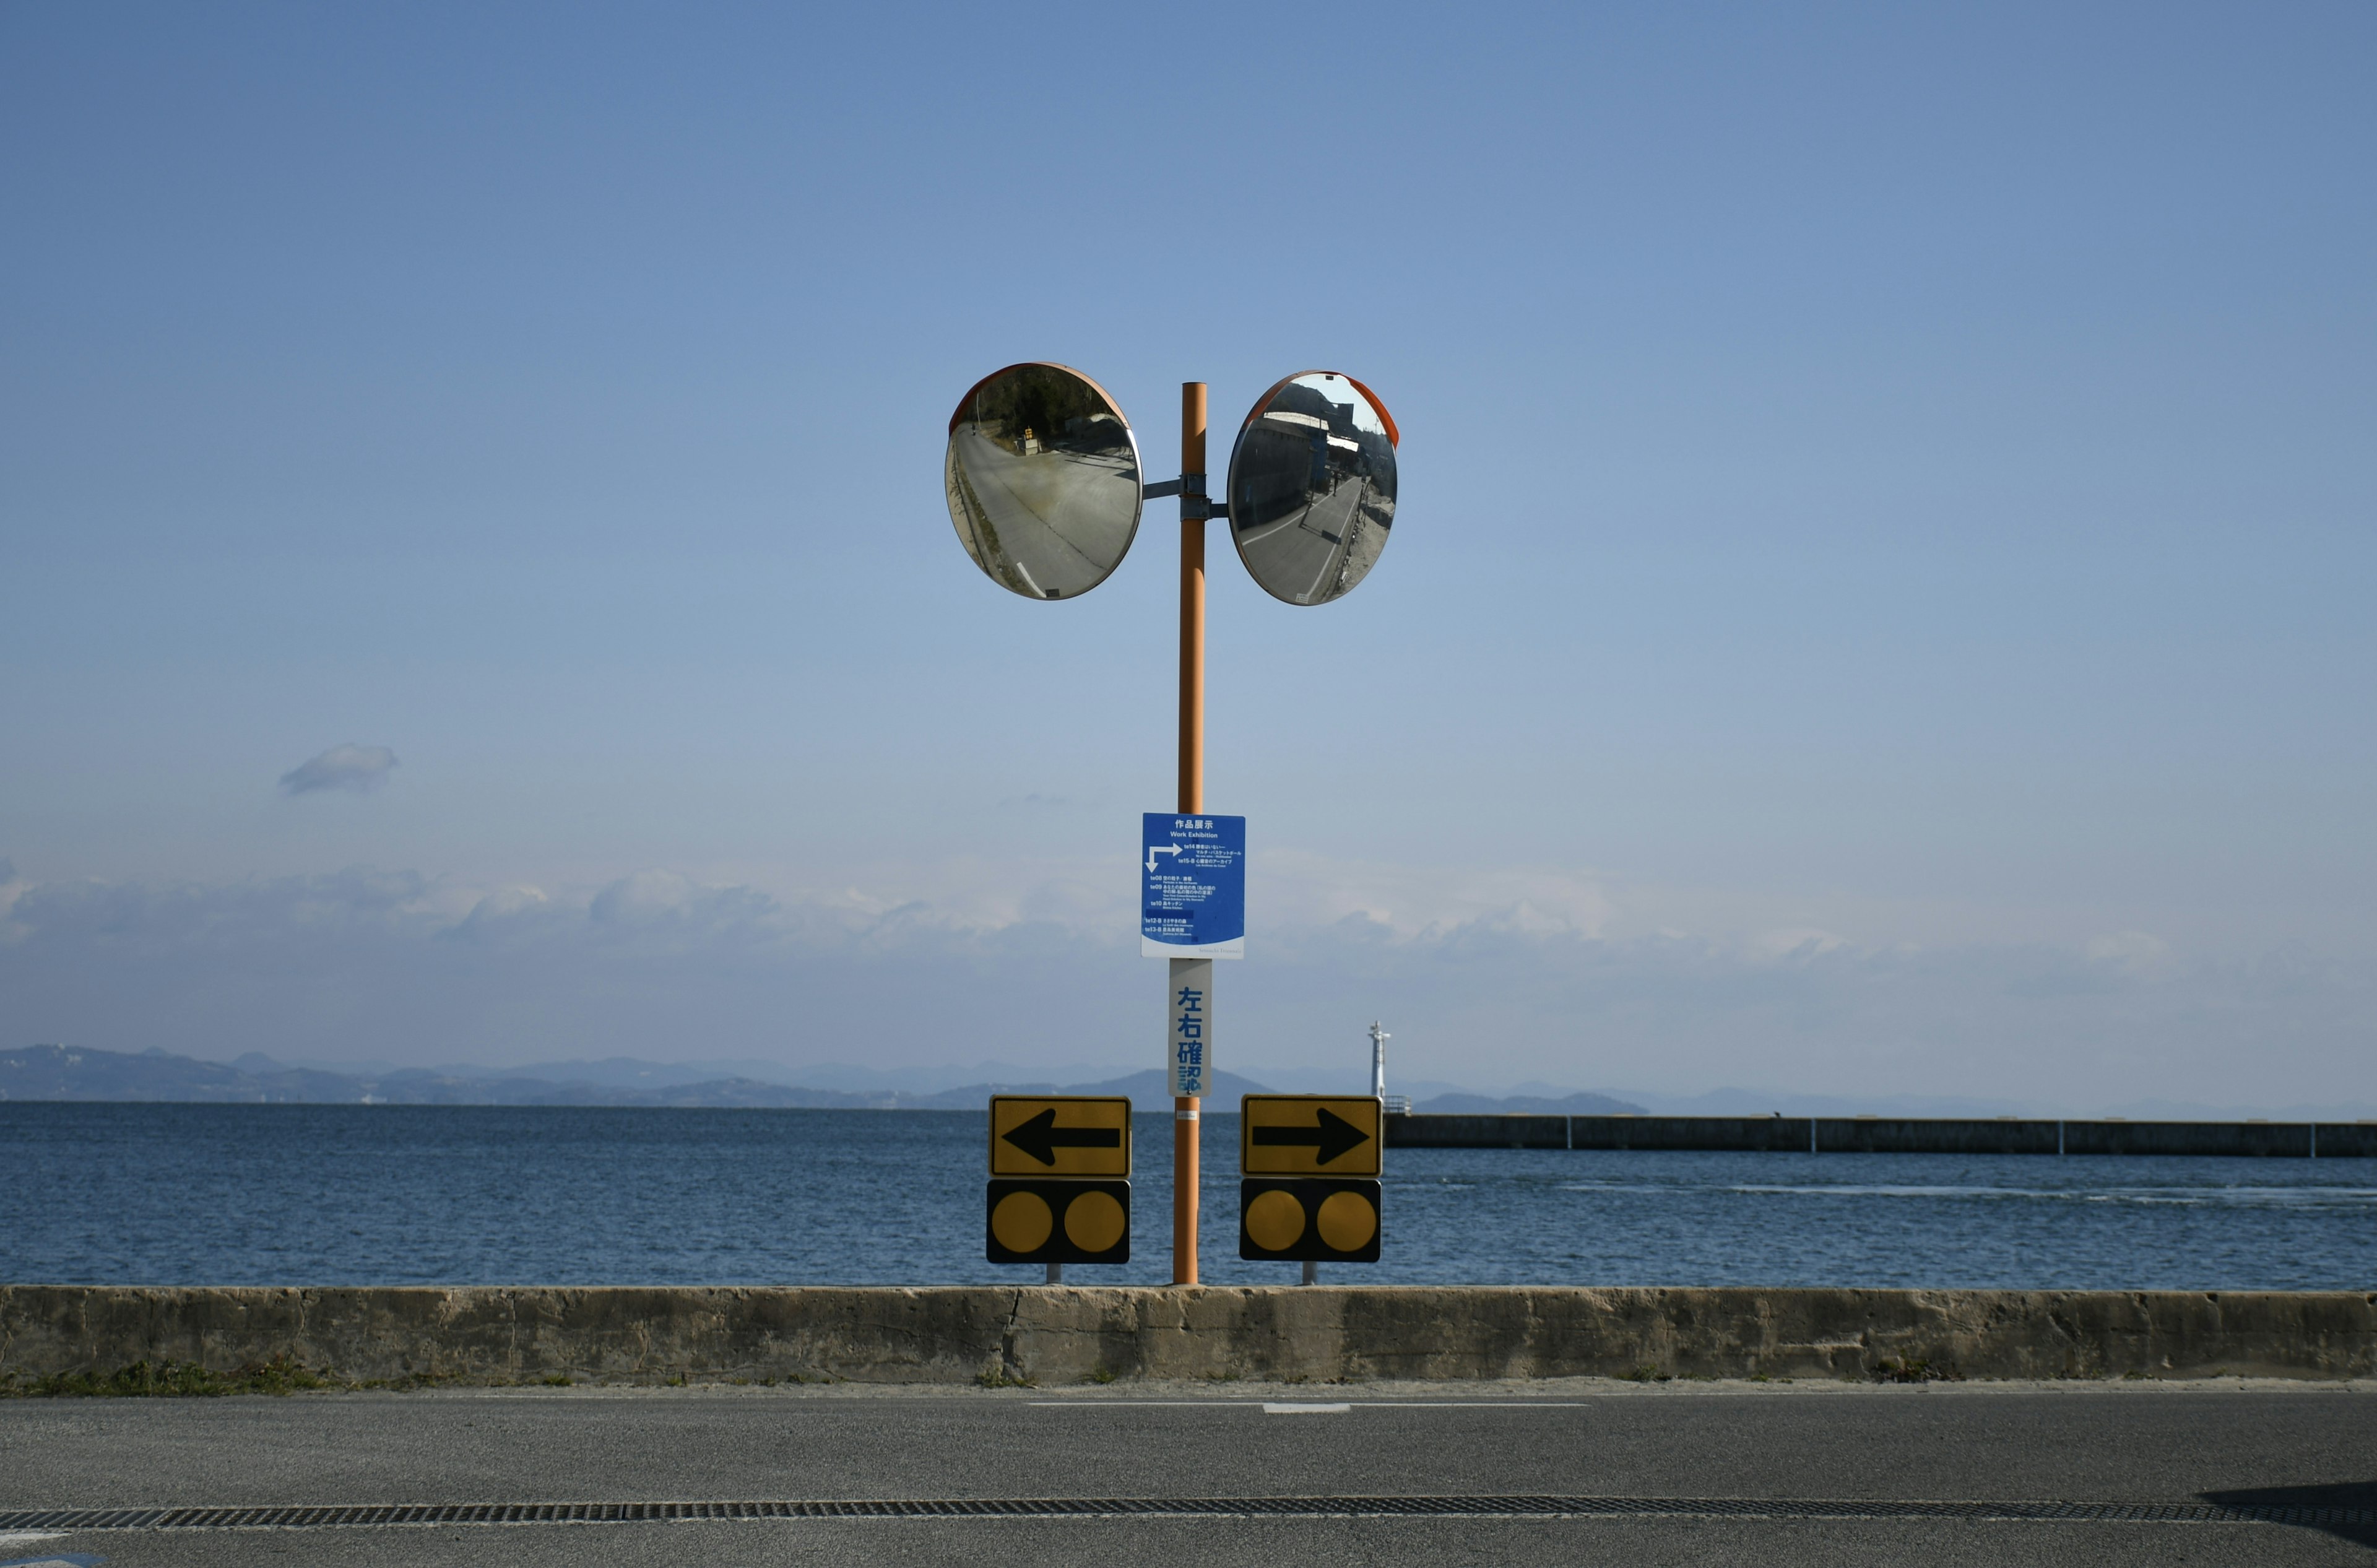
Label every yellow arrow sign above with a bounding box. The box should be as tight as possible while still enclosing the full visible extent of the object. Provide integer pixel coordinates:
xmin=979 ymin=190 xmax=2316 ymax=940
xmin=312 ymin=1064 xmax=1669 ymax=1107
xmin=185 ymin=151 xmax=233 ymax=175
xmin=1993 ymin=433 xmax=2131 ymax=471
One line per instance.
xmin=989 ymin=1096 xmax=1133 ymax=1177
xmin=1240 ymin=1094 xmax=1383 ymax=1176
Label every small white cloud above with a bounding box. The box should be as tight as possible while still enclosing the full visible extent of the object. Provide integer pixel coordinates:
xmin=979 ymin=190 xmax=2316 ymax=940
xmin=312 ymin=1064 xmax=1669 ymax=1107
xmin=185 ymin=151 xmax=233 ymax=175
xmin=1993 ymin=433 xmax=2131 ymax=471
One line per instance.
xmin=462 ymin=885 xmax=552 ymax=922
xmin=1747 ymin=925 xmax=1850 ymax=962
xmin=1258 ymin=850 xmax=1613 ymax=940
xmin=0 ymin=857 xmax=27 ymax=943
xmin=587 ymin=870 xmax=778 ymax=935
xmin=280 ymin=744 xmax=398 ymax=796
xmin=2085 ymin=930 xmax=2172 ymax=976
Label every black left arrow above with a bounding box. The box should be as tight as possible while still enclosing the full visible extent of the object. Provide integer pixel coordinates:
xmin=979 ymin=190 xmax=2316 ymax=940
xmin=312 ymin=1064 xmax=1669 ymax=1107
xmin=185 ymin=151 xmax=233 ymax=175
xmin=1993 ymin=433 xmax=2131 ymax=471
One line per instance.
xmin=1003 ymin=1109 xmax=1124 ymax=1167
xmin=1251 ymin=1107 xmax=1372 ymax=1166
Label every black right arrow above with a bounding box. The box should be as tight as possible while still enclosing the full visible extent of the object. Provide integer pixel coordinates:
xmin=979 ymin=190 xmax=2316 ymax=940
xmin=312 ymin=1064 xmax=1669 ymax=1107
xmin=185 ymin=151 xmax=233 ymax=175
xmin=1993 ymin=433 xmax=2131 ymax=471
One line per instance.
xmin=1252 ymin=1107 xmax=1372 ymax=1166
xmin=1003 ymin=1109 xmax=1124 ymax=1167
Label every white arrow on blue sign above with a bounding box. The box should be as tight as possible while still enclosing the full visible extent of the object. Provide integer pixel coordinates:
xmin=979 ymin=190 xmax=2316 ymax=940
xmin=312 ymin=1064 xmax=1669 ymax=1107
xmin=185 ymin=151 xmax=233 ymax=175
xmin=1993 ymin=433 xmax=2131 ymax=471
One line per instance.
xmin=1141 ymin=813 xmax=1245 ymax=959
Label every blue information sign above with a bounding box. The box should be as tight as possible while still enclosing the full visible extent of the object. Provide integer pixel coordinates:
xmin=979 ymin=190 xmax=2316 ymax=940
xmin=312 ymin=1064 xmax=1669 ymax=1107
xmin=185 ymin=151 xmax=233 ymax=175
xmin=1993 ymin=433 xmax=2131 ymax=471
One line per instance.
xmin=1141 ymin=813 xmax=1246 ymax=959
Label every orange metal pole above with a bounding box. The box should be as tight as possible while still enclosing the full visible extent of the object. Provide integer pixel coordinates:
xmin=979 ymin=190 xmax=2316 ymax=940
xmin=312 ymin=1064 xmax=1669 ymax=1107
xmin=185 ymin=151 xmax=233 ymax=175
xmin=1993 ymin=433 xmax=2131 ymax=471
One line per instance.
xmin=1173 ymin=381 xmax=1208 ymax=1287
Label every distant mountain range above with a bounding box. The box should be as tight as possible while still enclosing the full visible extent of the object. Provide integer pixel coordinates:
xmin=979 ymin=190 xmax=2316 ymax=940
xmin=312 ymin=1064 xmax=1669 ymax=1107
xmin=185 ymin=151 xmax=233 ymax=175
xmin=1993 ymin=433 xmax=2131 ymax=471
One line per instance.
xmin=0 ymin=1044 xmax=1663 ymax=1115
xmin=0 ymin=1044 xmax=1285 ymax=1109
xmin=1413 ymin=1090 xmax=1648 ymax=1115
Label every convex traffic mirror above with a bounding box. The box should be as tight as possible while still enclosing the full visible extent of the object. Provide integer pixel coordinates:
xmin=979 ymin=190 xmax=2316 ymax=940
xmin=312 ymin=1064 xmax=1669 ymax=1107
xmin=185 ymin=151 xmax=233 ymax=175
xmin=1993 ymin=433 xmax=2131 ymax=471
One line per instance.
xmin=1226 ymin=371 xmax=1399 ymax=606
xmin=943 ymin=362 xmax=1144 ymax=600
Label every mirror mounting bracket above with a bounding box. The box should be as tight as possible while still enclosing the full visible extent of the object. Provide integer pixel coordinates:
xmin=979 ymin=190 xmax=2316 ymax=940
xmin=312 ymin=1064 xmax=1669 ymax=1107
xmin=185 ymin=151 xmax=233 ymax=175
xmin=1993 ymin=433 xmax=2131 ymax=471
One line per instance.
xmin=1180 ymin=472 xmax=1224 ymax=522
xmin=1144 ymin=475 xmax=1226 ymax=521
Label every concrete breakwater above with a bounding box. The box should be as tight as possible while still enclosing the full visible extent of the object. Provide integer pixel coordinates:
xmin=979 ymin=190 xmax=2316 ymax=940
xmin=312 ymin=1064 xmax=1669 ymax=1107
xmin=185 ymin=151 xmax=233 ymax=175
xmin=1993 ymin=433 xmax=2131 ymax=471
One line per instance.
xmin=1388 ymin=1114 xmax=2377 ymax=1156
xmin=3 ymin=1285 xmax=2371 ymax=1388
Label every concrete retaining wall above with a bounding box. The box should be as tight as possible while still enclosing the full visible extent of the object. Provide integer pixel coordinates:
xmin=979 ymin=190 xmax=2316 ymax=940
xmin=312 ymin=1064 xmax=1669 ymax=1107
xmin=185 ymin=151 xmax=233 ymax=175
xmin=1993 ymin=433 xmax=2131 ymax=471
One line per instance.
xmin=1387 ymin=1114 xmax=2377 ymax=1157
xmin=4 ymin=1285 xmax=2372 ymax=1387
xmin=1388 ymin=1114 xmax=1569 ymax=1149
xmin=2057 ymin=1120 xmax=2313 ymax=1156
xmin=1816 ymin=1118 xmax=2062 ymax=1154
xmin=1567 ymin=1116 xmax=1813 ymax=1153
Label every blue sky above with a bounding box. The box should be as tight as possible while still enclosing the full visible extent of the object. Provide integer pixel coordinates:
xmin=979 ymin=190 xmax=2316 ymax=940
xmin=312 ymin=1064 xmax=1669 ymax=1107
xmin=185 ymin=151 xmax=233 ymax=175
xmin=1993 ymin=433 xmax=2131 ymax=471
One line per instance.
xmin=3 ymin=2 xmax=2372 ymax=1110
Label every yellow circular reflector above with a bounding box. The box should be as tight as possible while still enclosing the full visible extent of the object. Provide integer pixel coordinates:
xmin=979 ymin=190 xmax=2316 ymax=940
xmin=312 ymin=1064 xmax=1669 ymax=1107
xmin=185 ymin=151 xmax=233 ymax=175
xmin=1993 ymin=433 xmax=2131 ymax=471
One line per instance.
xmin=992 ymin=1190 xmax=1054 ymax=1254
xmin=1062 ymin=1189 xmax=1126 ymax=1253
xmin=1245 ymin=1188 xmax=1307 ymax=1251
xmin=1315 ymin=1189 xmax=1377 ymax=1252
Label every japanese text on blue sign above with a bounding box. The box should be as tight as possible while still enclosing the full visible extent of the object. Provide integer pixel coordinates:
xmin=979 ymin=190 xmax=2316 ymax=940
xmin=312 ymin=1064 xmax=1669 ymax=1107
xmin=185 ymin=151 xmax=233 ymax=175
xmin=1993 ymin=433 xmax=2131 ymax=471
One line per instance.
xmin=1141 ymin=813 xmax=1246 ymax=959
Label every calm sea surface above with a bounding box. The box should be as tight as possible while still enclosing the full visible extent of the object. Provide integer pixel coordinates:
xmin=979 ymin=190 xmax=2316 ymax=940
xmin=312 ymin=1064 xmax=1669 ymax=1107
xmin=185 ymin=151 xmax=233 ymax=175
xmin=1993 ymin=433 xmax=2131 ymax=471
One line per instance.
xmin=3 ymin=1104 xmax=2372 ymax=1290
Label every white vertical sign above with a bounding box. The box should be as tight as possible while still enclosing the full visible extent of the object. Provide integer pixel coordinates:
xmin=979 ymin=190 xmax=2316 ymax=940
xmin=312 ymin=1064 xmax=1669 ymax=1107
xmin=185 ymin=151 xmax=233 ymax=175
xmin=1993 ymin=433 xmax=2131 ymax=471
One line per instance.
xmin=1167 ymin=957 xmax=1213 ymax=1098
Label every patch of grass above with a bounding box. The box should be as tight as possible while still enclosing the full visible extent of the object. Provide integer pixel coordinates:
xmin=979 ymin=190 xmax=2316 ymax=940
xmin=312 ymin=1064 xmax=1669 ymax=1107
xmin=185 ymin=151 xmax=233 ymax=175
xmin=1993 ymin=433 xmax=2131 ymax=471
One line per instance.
xmin=1618 ymin=1366 xmax=1668 ymax=1383
xmin=1086 ymin=1366 xmax=1117 ymax=1385
xmin=1873 ymin=1356 xmax=1960 ymax=1384
xmin=4 ymin=1356 xmax=340 ymax=1398
xmin=7 ymin=1361 xmax=869 ymax=1397
xmin=977 ymin=1366 xmax=1036 ymax=1388
xmin=352 ymin=1372 xmax=457 ymax=1392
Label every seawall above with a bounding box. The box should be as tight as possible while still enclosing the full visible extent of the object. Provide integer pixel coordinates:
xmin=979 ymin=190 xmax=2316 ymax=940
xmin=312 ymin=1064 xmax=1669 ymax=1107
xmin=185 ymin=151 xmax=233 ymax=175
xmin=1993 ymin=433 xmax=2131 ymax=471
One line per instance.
xmin=4 ymin=1285 xmax=2372 ymax=1387
xmin=1388 ymin=1114 xmax=2377 ymax=1156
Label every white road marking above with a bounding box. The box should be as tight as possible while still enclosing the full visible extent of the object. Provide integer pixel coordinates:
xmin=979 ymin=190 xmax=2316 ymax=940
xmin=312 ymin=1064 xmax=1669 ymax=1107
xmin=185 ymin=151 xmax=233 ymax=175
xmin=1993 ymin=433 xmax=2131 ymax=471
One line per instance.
xmin=1262 ymin=1402 xmax=1351 ymax=1414
xmin=1236 ymin=509 xmax=1308 ymax=546
xmin=1299 ymin=480 xmax=1367 ymax=601
xmin=1026 ymin=1400 xmax=1589 ymax=1409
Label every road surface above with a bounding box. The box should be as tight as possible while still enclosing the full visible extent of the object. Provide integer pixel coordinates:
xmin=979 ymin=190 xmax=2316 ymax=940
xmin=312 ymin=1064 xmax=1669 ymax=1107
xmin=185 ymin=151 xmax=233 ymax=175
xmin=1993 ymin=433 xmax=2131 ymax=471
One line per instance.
xmin=1232 ymin=472 xmax=1388 ymax=604
xmin=2 ymin=1379 xmax=2371 ymax=1565
xmin=946 ymin=426 xmax=1137 ymax=598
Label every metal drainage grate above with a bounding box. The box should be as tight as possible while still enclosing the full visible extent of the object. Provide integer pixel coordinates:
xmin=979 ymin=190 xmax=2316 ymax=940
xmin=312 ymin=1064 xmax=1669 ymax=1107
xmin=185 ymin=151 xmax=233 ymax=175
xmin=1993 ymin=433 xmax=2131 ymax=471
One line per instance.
xmin=0 ymin=1497 xmax=2368 ymax=1531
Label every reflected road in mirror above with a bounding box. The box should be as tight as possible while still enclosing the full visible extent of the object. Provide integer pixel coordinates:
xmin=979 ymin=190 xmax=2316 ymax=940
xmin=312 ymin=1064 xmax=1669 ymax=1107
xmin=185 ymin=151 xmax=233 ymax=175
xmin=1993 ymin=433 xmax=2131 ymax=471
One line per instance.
xmin=945 ymin=363 xmax=1141 ymax=600
xmin=1227 ymin=371 xmax=1397 ymax=605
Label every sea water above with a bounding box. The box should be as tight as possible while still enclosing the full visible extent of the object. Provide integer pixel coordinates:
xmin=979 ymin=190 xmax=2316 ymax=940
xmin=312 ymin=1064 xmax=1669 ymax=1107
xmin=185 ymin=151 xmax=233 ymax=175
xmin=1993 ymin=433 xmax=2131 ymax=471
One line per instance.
xmin=4 ymin=1103 xmax=2371 ymax=1290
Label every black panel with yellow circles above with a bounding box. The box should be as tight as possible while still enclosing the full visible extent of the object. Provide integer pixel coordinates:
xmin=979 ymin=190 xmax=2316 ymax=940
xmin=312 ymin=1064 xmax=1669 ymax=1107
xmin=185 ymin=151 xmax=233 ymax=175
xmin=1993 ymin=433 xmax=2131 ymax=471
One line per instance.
xmin=1237 ymin=1177 xmax=1381 ymax=1263
xmin=986 ymin=1179 xmax=1132 ymax=1265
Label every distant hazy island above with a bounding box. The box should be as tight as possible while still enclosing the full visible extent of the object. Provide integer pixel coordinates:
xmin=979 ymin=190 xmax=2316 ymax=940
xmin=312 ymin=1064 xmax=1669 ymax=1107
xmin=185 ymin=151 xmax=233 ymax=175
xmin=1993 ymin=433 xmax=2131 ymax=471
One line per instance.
xmin=0 ymin=1044 xmax=1647 ymax=1115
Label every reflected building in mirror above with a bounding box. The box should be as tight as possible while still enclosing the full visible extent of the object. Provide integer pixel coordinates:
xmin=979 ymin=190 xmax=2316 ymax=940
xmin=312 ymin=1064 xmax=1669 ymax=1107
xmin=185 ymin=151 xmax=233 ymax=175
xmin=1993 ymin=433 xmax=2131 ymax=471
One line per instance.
xmin=944 ymin=363 xmax=1143 ymax=600
xmin=1226 ymin=371 xmax=1397 ymax=605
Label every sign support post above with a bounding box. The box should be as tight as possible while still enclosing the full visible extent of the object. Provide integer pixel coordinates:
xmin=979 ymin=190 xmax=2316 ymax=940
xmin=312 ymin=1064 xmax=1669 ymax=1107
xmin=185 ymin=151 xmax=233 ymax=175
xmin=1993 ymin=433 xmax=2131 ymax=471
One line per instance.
xmin=1174 ymin=379 xmax=1206 ymax=1287
xmin=942 ymin=362 xmax=1400 ymax=1293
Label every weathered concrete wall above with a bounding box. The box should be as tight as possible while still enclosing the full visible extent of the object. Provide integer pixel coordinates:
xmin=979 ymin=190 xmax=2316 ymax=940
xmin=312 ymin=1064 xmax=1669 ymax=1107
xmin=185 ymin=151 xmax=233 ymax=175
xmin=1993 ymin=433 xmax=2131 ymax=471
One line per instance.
xmin=4 ymin=1285 xmax=2372 ymax=1387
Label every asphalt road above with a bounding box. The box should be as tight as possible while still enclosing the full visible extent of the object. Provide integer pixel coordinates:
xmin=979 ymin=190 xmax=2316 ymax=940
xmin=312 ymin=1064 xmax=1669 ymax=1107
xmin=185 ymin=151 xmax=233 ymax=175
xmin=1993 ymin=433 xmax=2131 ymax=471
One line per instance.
xmin=3 ymin=1380 xmax=2372 ymax=1566
xmin=948 ymin=427 xmax=1137 ymax=597
xmin=1233 ymin=475 xmax=1383 ymax=603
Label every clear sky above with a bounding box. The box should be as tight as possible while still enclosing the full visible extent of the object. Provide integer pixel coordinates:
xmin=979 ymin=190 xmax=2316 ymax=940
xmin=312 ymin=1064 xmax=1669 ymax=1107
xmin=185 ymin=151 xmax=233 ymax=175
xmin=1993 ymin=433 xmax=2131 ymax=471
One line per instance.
xmin=4 ymin=2 xmax=2372 ymax=1111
